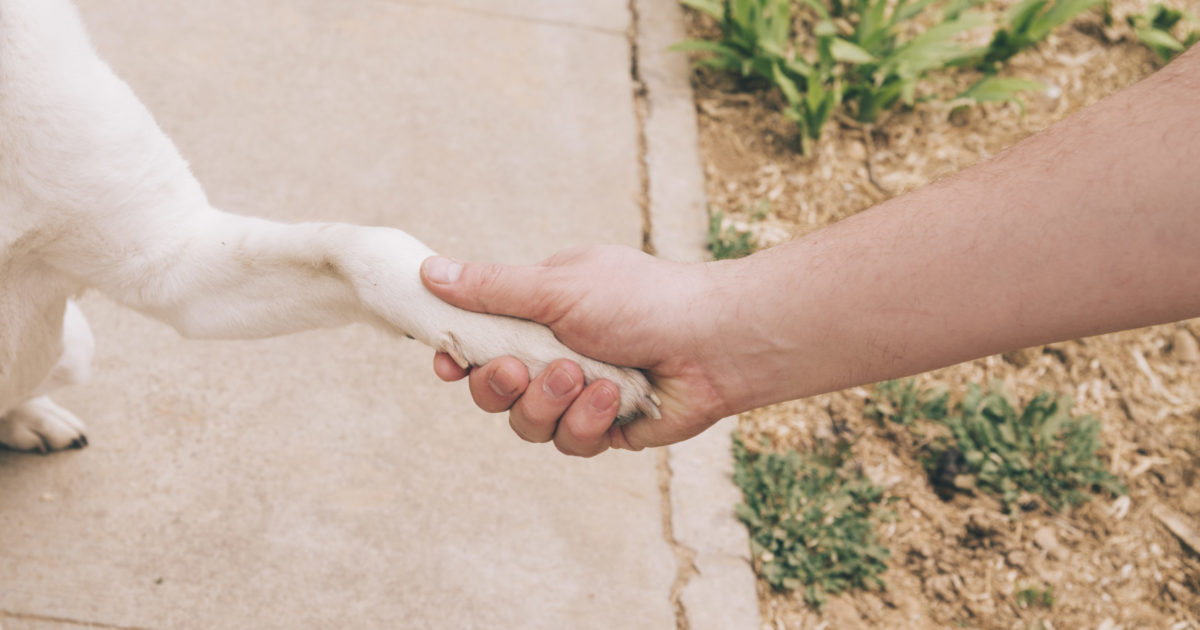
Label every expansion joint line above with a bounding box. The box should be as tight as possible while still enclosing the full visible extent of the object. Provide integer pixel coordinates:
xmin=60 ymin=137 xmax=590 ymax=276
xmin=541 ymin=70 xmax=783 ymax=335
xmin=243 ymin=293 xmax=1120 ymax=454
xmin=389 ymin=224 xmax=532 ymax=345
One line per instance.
xmin=0 ymin=610 xmax=155 ymax=630
xmin=627 ymin=3 xmax=698 ymax=628
xmin=627 ymin=0 xmax=655 ymax=256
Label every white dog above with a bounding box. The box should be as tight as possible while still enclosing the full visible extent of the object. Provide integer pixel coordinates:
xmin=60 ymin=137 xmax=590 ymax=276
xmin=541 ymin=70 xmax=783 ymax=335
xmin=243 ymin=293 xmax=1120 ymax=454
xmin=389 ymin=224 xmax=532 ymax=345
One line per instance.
xmin=0 ymin=0 xmax=659 ymax=453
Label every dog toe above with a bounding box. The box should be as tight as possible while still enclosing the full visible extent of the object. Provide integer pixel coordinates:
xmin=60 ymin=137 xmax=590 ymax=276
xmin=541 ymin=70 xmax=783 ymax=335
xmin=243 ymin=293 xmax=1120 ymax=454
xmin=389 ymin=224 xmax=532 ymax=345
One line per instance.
xmin=0 ymin=397 xmax=90 ymax=454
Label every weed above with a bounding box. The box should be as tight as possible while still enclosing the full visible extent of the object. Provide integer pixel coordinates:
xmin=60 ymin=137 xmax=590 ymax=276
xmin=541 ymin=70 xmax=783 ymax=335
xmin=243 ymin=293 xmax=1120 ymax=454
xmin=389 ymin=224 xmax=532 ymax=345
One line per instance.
xmin=706 ymin=209 xmax=758 ymax=260
xmin=924 ymin=381 xmax=1126 ymax=513
xmin=733 ymin=435 xmax=893 ymax=609
xmin=865 ymin=378 xmax=949 ymax=425
xmin=1128 ymin=3 xmax=1200 ymax=62
xmin=1015 ymin=582 xmax=1055 ymax=608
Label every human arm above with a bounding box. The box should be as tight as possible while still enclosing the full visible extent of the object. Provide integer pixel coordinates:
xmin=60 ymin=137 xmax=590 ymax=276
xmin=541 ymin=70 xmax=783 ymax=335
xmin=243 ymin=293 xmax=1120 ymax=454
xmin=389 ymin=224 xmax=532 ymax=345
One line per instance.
xmin=424 ymin=44 xmax=1200 ymax=455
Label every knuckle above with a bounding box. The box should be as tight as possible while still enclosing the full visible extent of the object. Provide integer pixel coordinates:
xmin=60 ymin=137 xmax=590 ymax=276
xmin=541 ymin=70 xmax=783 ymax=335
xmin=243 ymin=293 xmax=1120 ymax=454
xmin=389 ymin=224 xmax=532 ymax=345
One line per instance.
xmin=554 ymin=440 xmax=589 ymax=458
xmin=472 ymin=264 xmax=507 ymax=311
xmin=509 ymin=411 xmax=552 ymax=443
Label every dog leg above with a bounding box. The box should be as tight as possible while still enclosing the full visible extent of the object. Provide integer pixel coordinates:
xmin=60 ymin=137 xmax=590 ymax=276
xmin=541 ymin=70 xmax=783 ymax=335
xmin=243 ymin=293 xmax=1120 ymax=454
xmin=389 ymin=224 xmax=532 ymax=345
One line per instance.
xmin=32 ymin=301 xmax=95 ymax=397
xmin=0 ymin=301 xmax=94 ymax=453
xmin=64 ymin=210 xmax=660 ymax=422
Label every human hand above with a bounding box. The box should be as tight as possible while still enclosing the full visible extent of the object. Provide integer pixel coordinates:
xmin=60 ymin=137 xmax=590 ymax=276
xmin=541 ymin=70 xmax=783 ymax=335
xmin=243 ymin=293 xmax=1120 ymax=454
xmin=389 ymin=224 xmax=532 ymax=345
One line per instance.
xmin=420 ymin=246 xmax=736 ymax=456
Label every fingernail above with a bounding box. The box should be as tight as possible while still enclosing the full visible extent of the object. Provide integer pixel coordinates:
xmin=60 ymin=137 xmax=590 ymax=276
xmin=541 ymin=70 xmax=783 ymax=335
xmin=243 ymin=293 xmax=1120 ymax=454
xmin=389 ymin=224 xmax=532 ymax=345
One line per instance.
xmin=423 ymin=256 xmax=462 ymax=284
xmin=590 ymin=384 xmax=617 ymax=413
xmin=489 ymin=368 xmax=520 ymax=397
xmin=543 ymin=367 xmax=576 ymax=398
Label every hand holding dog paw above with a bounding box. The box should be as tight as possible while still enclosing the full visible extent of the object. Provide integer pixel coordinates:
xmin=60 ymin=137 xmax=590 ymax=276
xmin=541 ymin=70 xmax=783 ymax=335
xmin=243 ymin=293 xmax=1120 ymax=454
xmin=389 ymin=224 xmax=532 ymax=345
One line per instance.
xmin=421 ymin=246 xmax=735 ymax=457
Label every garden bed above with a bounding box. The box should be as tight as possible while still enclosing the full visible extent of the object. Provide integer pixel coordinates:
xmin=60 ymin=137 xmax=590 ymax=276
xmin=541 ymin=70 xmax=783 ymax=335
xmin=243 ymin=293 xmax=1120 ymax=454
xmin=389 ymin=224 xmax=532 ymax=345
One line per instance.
xmin=681 ymin=0 xmax=1200 ymax=627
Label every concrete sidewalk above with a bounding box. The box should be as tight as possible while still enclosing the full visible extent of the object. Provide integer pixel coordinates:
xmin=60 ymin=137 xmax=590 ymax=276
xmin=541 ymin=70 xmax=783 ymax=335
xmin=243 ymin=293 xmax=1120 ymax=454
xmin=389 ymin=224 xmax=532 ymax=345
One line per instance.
xmin=0 ymin=2 xmax=757 ymax=628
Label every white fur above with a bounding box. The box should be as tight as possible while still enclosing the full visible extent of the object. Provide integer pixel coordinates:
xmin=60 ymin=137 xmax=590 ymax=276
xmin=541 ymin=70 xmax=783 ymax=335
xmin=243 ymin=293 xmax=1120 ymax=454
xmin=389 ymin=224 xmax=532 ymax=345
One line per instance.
xmin=0 ymin=0 xmax=657 ymax=452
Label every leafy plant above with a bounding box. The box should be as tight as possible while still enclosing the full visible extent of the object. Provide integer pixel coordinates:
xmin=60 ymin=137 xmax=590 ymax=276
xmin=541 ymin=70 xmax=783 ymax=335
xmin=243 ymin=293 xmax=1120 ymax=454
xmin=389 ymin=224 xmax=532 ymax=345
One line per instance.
xmin=827 ymin=0 xmax=992 ymax=123
xmin=969 ymin=0 xmax=1105 ymax=72
xmin=706 ymin=209 xmax=758 ymax=259
xmin=733 ymin=435 xmax=893 ymax=609
xmin=924 ymin=381 xmax=1126 ymax=512
xmin=865 ymin=378 xmax=949 ymax=425
xmin=1128 ymin=3 xmax=1200 ymax=62
xmin=675 ymin=0 xmax=844 ymax=151
xmin=1015 ymin=582 xmax=1055 ymax=608
xmin=674 ymin=0 xmax=797 ymax=80
xmin=676 ymin=0 xmax=1085 ymax=150
xmin=957 ymin=75 xmax=1047 ymax=109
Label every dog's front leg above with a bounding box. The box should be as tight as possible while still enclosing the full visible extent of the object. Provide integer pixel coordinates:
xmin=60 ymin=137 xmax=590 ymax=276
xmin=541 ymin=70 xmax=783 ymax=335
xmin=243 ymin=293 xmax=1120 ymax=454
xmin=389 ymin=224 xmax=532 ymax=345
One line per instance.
xmin=64 ymin=210 xmax=659 ymax=422
xmin=78 ymin=211 xmax=406 ymax=340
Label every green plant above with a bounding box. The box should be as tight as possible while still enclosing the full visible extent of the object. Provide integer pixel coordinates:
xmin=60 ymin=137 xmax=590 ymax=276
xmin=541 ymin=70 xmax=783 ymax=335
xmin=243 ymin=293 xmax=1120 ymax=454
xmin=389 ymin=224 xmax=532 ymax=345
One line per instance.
xmin=1128 ymin=3 xmax=1200 ymax=62
xmin=675 ymin=0 xmax=844 ymax=151
xmin=706 ymin=209 xmax=757 ymax=259
xmin=824 ymin=0 xmax=992 ymax=123
xmin=1015 ymin=582 xmax=1055 ymax=608
xmin=733 ymin=435 xmax=893 ymax=609
xmin=969 ymin=0 xmax=1105 ymax=72
xmin=865 ymin=378 xmax=949 ymax=425
xmin=925 ymin=381 xmax=1126 ymax=512
xmin=675 ymin=0 xmax=796 ymax=81
xmin=677 ymin=0 xmax=1095 ymax=150
xmin=956 ymin=75 xmax=1047 ymax=109
xmin=948 ymin=0 xmax=1103 ymax=107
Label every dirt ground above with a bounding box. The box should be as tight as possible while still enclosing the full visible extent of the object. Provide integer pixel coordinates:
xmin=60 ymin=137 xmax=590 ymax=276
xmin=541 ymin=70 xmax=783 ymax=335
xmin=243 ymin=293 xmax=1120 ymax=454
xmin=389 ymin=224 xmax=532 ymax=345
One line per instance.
xmin=682 ymin=2 xmax=1200 ymax=628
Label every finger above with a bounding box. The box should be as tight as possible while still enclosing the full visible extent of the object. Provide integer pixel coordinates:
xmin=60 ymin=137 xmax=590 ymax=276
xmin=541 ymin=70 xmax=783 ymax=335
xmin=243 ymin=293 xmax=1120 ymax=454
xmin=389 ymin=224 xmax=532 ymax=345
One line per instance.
xmin=508 ymin=360 xmax=584 ymax=443
xmin=608 ymin=410 xmax=715 ymax=452
xmin=420 ymin=256 xmax=567 ymax=323
xmin=464 ymin=357 xmax=530 ymax=414
xmin=432 ymin=352 xmax=469 ymax=382
xmin=552 ymin=380 xmax=620 ymax=458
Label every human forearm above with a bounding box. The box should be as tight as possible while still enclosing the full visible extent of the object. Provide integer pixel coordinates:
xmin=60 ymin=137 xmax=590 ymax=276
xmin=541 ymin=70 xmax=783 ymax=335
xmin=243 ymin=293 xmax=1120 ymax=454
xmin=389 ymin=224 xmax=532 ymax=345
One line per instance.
xmin=712 ymin=46 xmax=1200 ymax=412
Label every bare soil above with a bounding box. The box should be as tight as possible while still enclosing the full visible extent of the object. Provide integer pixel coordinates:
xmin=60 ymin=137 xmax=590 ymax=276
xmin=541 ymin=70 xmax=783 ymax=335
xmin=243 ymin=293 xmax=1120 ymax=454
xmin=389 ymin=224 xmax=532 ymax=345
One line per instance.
xmin=683 ymin=2 xmax=1200 ymax=628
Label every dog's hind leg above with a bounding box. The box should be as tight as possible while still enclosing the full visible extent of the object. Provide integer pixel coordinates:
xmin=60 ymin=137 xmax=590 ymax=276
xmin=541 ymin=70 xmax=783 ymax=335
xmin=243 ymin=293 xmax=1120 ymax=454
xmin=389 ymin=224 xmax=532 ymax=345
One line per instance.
xmin=0 ymin=302 xmax=93 ymax=453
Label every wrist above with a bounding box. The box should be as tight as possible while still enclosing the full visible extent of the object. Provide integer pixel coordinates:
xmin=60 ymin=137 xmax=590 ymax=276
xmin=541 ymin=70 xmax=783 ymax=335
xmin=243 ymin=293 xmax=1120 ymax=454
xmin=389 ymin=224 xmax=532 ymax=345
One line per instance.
xmin=694 ymin=252 xmax=800 ymax=415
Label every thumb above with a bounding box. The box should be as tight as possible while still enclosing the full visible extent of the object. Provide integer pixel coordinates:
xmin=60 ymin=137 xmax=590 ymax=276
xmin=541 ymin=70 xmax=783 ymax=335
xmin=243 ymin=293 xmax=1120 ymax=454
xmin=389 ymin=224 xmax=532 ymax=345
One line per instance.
xmin=420 ymin=256 xmax=563 ymax=322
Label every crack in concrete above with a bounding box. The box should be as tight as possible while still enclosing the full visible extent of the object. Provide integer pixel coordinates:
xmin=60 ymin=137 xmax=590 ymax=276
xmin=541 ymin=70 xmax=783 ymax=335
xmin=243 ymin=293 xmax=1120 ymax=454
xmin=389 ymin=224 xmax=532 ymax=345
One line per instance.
xmin=0 ymin=610 xmax=156 ymax=630
xmin=658 ymin=449 xmax=699 ymax=630
xmin=627 ymin=0 xmax=656 ymax=255
xmin=627 ymin=3 xmax=700 ymax=628
xmin=387 ymin=0 xmax=626 ymax=36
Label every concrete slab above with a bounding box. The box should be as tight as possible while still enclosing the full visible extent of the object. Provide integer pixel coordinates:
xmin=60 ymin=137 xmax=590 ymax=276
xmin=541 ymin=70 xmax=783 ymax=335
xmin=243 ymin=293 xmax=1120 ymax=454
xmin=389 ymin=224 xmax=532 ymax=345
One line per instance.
xmin=635 ymin=0 xmax=711 ymax=264
xmin=433 ymin=0 xmax=629 ymax=33
xmin=0 ymin=2 xmax=672 ymax=629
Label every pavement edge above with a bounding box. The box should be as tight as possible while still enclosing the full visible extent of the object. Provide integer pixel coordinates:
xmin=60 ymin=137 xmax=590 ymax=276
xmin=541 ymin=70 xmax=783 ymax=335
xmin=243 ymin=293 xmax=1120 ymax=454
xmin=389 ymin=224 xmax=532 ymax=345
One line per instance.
xmin=630 ymin=1 xmax=763 ymax=628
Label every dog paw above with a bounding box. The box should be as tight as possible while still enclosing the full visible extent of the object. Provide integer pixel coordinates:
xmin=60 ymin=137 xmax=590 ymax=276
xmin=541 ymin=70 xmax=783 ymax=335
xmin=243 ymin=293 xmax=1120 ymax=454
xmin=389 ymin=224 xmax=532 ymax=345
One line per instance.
xmin=559 ymin=351 xmax=662 ymax=426
xmin=0 ymin=397 xmax=89 ymax=453
xmin=436 ymin=323 xmax=661 ymax=425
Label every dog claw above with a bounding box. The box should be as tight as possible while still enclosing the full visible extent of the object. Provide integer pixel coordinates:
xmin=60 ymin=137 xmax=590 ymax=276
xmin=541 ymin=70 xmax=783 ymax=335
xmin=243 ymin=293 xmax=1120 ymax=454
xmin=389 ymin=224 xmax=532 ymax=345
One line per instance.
xmin=633 ymin=395 xmax=662 ymax=422
xmin=441 ymin=332 xmax=470 ymax=370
